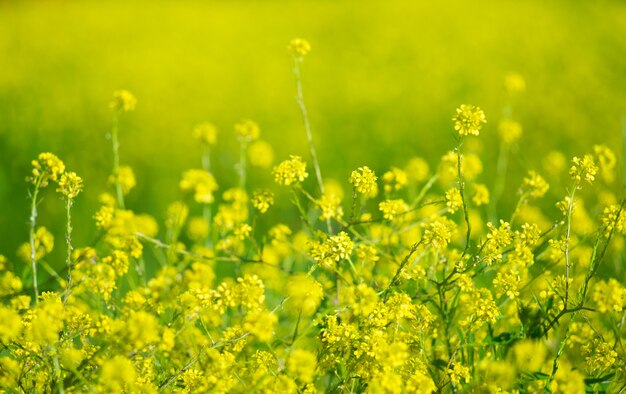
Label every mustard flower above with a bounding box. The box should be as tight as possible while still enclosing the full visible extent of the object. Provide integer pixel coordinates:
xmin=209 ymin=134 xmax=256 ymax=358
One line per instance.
xmin=108 ymin=165 xmax=136 ymax=195
xmin=285 ymin=274 xmax=324 ymax=316
xmin=422 ymin=217 xmax=457 ymax=249
xmin=569 ymin=154 xmax=598 ymax=184
xmin=109 ymin=90 xmax=137 ymax=112
xmin=57 ymin=171 xmax=84 ymax=199
xmin=404 ymin=157 xmax=430 ymax=183
xmin=193 ymin=122 xmax=217 ymax=145
xmin=448 ymin=363 xmax=471 ymax=384
xmin=583 ymin=339 xmax=617 ymax=374
xmin=252 ymin=190 xmax=274 ymax=214
xmin=350 ymin=166 xmax=378 ymax=195
xmin=592 ymin=278 xmax=626 ymax=313
xmin=288 ymin=38 xmax=311 ymax=58
xmin=317 ymin=193 xmax=343 ymax=220
xmin=382 ymin=167 xmax=408 ymax=192
xmin=31 ymin=152 xmax=65 ymax=186
xmin=445 ymin=188 xmax=463 ymax=213
xmin=453 ymin=104 xmax=486 ymax=136
xmin=379 ymin=198 xmax=409 ymax=221
xmin=472 ymin=183 xmax=490 ymax=206
xmin=594 ymin=144 xmax=616 ymax=183
xmin=179 ymin=169 xmax=218 ymax=204
xmin=498 ymin=118 xmax=522 ymax=145
xmin=234 ymin=119 xmax=260 ymax=142
xmin=504 ymin=72 xmax=526 ymax=95
xmin=287 ymin=349 xmax=317 ymax=383
xmin=273 ymin=155 xmax=308 ymax=186
xmin=521 ymin=170 xmax=549 ymax=198
xmin=248 ymin=140 xmax=274 ymax=168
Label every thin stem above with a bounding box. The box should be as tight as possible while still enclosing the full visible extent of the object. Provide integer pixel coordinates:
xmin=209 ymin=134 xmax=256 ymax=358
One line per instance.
xmin=455 ymin=140 xmax=471 ymax=256
xmin=29 ymin=177 xmax=42 ymax=304
xmin=63 ymin=198 xmax=74 ymax=303
xmin=201 ymin=145 xmax=213 ymax=248
xmin=110 ymin=112 xmax=125 ymax=209
xmin=238 ymin=139 xmax=247 ymax=190
xmin=564 ymin=184 xmax=578 ymax=307
xmin=292 ymin=58 xmax=324 ymax=196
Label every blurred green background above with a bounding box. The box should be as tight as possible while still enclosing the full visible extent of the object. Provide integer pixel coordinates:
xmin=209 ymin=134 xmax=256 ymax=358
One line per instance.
xmin=1 ymin=0 xmax=626 ymax=264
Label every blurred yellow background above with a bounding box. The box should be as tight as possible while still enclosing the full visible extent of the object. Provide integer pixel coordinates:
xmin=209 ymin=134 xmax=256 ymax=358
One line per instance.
xmin=1 ymin=0 xmax=625 ymax=263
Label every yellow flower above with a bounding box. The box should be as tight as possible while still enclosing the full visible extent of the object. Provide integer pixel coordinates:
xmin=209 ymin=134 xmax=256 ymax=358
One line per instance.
xmin=511 ymin=340 xmax=547 ymax=372
xmin=569 ymin=154 xmax=598 ymax=184
xmin=317 ymin=193 xmax=343 ymax=220
xmin=404 ymin=157 xmax=430 ymax=183
xmin=350 ymin=166 xmax=378 ymax=195
xmin=273 ymin=155 xmax=308 ymax=186
xmin=382 ymin=167 xmax=408 ymax=192
xmin=521 ymin=170 xmax=549 ymax=198
xmin=285 ymin=274 xmax=324 ymax=316
xmin=244 ymin=309 xmax=277 ymax=342
xmin=248 ymin=140 xmax=274 ymax=168
xmin=179 ymin=169 xmax=218 ymax=204
xmin=288 ymin=38 xmax=311 ymax=58
xmin=57 ymin=171 xmax=84 ymax=199
xmin=472 ymin=183 xmax=490 ymax=206
xmin=252 ymin=190 xmax=274 ymax=213
xmin=234 ymin=119 xmax=260 ymax=142
xmin=193 ymin=122 xmax=218 ymax=145
xmin=109 ymin=89 xmax=137 ymax=112
xmin=379 ymin=198 xmax=409 ymax=220
xmin=592 ymin=278 xmax=626 ymax=313
xmin=31 ymin=152 xmax=66 ymax=185
xmin=498 ymin=118 xmax=522 ymax=145
xmin=453 ymin=104 xmax=486 ymax=136
xmin=445 ymin=188 xmax=463 ymax=213
xmin=99 ymin=356 xmax=136 ymax=392
xmin=287 ymin=349 xmax=317 ymax=383
xmin=448 ymin=363 xmax=470 ymax=384
xmin=0 ymin=306 xmax=21 ymax=343
xmin=109 ymin=165 xmax=136 ymax=195
xmin=18 ymin=226 xmax=54 ymax=262
xmin=504 ymin=72 xmax=526 ymax=95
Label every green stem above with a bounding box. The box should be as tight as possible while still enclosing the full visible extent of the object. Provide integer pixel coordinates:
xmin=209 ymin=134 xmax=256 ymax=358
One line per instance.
xmin=293 ymin=58 xmax=325 ymax=196
xmin=201 ymin=146 xmax=213 ymax=248
xmin=111 ymin=112 xmax=125 ymax=209
xmin=63 ymin=198 xmax=74 ymax=303
xmin=52 ymin=350 xmax=66 ymax=394
xmin=238 ymin=139 xmax=247 ymax=190
xmin=456 ymin=140 xmax=472 ymax=256
xmin=564 ymin=184 xmax=577 ymax=307
xmin=29 ymin=177 xmax=42 ymax=304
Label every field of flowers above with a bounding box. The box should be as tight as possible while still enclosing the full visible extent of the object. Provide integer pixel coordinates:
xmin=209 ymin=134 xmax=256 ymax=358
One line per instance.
xmin=3 ymin=0 xmax=626 ymax=392
xmin=0 ymin=33 xmax=625 ymax=392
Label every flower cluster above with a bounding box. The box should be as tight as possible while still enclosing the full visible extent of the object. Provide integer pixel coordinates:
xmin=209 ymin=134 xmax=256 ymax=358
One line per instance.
xmin=1 ymin=57 xmax=625 ymax=394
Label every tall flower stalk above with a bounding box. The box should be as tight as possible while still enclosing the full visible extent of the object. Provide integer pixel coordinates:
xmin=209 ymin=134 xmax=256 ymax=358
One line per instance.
xmin=28 ymin=153 xmax=66 ymax=303
xmin=57 ymin=172 xmax=83 ymax=303
xmin=109 ymin=90 xmax=137 ymax=209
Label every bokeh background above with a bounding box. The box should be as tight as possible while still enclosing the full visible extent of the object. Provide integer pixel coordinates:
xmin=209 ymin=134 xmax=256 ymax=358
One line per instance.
xmin=1 ymin=0 xmax=626 ymax=265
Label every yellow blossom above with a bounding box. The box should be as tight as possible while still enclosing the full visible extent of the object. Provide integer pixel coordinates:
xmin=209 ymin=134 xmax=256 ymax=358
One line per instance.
xmin=453 ymin=104 xmax=486 ymax=136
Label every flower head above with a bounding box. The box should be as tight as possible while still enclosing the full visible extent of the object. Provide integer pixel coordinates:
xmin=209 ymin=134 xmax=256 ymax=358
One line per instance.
xmin=193 ymin=122 xmax=217 ymax=145
xmin=288 ymin=38 xmax=311 ymax=58
xmin=31 ymin=152 xmax=65 ymax=186
xmin=453 ymin=104 xmax=486 ymax=136
xmin=57 ymin=171 xmax=84 ymax=199
xmin=234 ymin=120 xmax=260 ymax=142
xmin=350 ymin=166 xmax=377 ymax=196
xmin=110 ymin=90 xmax=137 ymax=112
xmin=273 ymin=155 xmax=308 ymax=186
